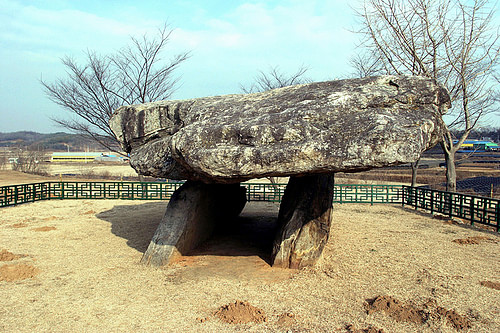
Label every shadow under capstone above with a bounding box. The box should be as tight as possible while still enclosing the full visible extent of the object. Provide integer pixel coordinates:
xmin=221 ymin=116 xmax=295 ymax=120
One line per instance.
xmin=96 ymin=201 xmax=280 ymax=264
xmin=96 ymin=202 xmax=166 ymax=253
xmin=188 ymin=201 xmax=280 ymax=265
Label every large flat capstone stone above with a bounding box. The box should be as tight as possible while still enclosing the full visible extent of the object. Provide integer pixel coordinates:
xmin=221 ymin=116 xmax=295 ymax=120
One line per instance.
xmin=110 ymin=75 xmax=450 ymax=183
xmin=110 ymin=75 xmax=450 ymax=268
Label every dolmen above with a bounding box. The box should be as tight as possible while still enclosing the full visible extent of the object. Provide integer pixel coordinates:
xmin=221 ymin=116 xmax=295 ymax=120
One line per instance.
xmin=109 ymin=75 xmax=450 ymax=269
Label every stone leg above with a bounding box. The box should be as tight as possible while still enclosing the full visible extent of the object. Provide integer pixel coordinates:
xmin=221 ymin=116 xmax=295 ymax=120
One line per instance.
xmin=271 ymin=174 xmax=335 ymax=269
xmin=141 ymin=181 xmax=247 ymax=266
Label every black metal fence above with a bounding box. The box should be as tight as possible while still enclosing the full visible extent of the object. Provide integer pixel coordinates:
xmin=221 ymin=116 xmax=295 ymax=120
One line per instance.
xmin=402 ymin=186 xmax=499 ymax=231
xmin=1 ymin=181 xmax=498 ymax=231
xmin=334 ymin=184 xmax=403 ymax=204
xmin=0 ymin=182 xmax=402 ymax=206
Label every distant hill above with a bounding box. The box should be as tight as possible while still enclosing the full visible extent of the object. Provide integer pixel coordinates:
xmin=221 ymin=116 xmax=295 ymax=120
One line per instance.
xmin=0 ymin=131 xmax=111 ymax=151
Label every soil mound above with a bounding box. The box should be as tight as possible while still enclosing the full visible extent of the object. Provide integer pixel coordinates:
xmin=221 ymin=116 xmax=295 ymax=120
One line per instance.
xmin=436 ymin=307 xmax=471 ymax=331
xmin=11 ymin=223 xmax=28 ymax=228
xmin=365 ymin=295 xmax=427 ymax=324
xmin=214 ymin=300 xmax=267 ymax=324
xmin=366 ymin=296 xmax=472 ymax=331
xmin=276 ymin=312 xmax=295 ymax=327
xmin=33 ymin=226 xmax=57 ymax=232
xmin=452 ymin=236 xmax=496 ymax=245
xmin=480 ymin=280 xmax=500 ymax=290
xmin=0 ymin=263 xmax=39 ymax=282
xmin=0 ymin=249 xmax=21 ymax=261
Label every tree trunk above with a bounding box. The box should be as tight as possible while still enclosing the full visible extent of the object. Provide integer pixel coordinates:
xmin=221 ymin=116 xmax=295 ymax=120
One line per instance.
xmin=443 ymin=148 xmax=457 ymax=192
xmin=410 ymin=158 xmax=420 ymax=187
xmin=267 ymin=176 xmax=281 ymax=197
xmin=271 ymin=174 xmax=335 ymax=269
xmin=444 ymin=153 xmax=457 ymax=192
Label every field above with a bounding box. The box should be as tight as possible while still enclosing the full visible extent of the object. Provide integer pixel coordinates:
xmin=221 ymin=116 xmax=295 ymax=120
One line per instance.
xmin=1 ymin=170 xmax=499 ymax=332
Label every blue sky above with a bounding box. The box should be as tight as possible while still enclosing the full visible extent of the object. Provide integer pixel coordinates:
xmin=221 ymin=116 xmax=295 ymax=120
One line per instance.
xmin=0 ymin=0 xmax=361 ymax=133
xmin=1 ymin=0 xmax=498 ymax=133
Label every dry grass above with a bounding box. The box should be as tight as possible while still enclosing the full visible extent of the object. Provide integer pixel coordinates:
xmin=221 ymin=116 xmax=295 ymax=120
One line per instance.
xmin=0 ymin=199 xmax=498 ymax=332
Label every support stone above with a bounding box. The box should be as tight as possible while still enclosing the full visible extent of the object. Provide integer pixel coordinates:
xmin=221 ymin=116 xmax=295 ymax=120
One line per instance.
xmin=271 ymin=174 xmax=335 ymax=269
xmin=140 ymin=181 xmax=247 ymax=266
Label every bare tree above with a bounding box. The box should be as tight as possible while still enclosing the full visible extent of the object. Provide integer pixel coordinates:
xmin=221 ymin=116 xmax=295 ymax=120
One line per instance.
xmin=12 ymin=145 xmax=48 ymax=175
xmin=0 ymin=154 xmax=7 ymax=170
xmin=240 ymin=65 xmax=311 ymax=94
xmin=41 ymin=24 xmax=190 ymax=153
xmin=353 ymin=0 xmax=499 ymax=191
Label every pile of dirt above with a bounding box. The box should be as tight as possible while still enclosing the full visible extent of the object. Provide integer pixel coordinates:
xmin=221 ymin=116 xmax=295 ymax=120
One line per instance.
xmin=452 ymin=236 xmax=496 ymax=245
xmin=214 ymin=300 xmax=267 ymax=324
xmin=276 ymin=312 xmax=295 ymax=327
xmin=346 ymin=324 xmax=385 ymax=333
xmin=33 ymin=226 xmax=57 ymax=232
xmin=365 ymin=295 xmax=427 ymax=324
xmin=480 ymin=280 xmax=500 ymax=290
xmin=10 ymin=223 xmax=28 ymax=228
xmin=436 ymin=306 xmax=471 ymax=331
xmin=0 ymin=263 xmax=39 ymax=282
xmin=0 ymin=249 xmax=21 ymax=261
xmin=365 ymin=295 xmax=471 ymax=331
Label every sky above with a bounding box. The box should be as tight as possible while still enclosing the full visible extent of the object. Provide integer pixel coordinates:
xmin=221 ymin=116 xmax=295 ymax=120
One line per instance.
xmin=0 ymin=0 xmax=498 ymax=133
xmin=0 ymin=0 xmax=362 ymax=133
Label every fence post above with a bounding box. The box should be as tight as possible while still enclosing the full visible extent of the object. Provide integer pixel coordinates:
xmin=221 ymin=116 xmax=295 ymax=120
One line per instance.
xmin=447 ymin=192 xmax=452 ymax=217
xmin=482 ymin=198 xmax=487 ymax=226
xmin=495 ymin=201 xmax=500 ymax=232
xmin=402 ymin=186 xmax=405 ymax=207
xmin=430 ymin=190 xmax=434 ymax=214
xmin=370 ymin=185 xmax=374 ymax=206
xmin=470 ymin=196 xmax=475 ymax=226
xmin=459 ymin=194 xmax=464 ymax=218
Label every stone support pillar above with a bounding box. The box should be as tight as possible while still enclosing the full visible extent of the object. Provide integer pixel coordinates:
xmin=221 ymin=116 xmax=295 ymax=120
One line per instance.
xmin=271 ymin=174 xmax=335 ymax=269
xmin=141 ymin=181 xmax=247 ymax=266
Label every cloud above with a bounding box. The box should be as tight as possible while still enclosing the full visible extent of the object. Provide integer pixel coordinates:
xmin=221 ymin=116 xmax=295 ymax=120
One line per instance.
xmin=0 ymin=0 xmax=361 ymax=132
xmin=0 ymin=0 xmax=162 ymax=57
xmin=166 ymin=0 xmax=358 ymax=98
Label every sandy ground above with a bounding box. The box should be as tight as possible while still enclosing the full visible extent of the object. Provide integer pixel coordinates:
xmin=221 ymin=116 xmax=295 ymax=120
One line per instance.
xmin=0 ymin=163 xmax=139 ymax=184
xmin=0 ymin=170 xmax=57 ymax=186
xmin=1 ymin=195 xmax=499 ymax=332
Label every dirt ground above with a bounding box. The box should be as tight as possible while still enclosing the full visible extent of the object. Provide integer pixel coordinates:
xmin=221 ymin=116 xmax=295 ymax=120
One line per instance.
xmin=46 ymin=163 xmax=139 ymax=178
xmin=1 ymin=185 xmax=499 ymax=332
xmin=0 ymin=168 xmax=286 ymax=187
xmin=0 ymin=170 xmax=58 ymax=186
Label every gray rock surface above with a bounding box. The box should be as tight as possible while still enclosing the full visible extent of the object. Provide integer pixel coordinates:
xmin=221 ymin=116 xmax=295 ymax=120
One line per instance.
xmin=110 ymin=75 xmax=450 ymax=183
xmin=272 ymin=174 xmax=335 ymax=269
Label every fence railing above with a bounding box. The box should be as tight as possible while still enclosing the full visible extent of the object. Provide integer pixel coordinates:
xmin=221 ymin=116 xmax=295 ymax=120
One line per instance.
xmin=1 ymin=181 xmax=498 ymax=231
xmin=0 ymin=182 xmax=402 ymax=207
xmin=334 ymin=184 xmax=403 ymax=204
xmin=402 ymin=186 xmax=499 ymax=231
